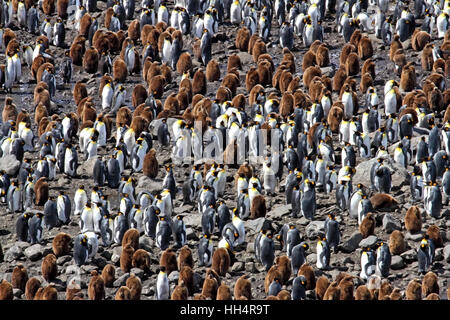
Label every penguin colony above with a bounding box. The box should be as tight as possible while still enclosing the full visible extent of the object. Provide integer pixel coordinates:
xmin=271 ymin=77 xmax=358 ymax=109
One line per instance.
xmin=0 ymin=0 xmax=448 ymax=301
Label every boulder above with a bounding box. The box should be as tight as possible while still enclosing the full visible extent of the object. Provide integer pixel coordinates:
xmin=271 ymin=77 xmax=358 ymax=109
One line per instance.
xmin=113 ymin=273 xmax=130 ymax=287
xmin=390 ymin=256 xmax=405 ymax=270
xmin=267 ymin=204 xmax=291 ymax=219
xmin=4 ymin=245 xmax=24 ymax=262
xmin=111 ymin=246 xmax=122 ymax=264
xmin=130 ymin=268 xmax=145 ymax=279
xmin=340 ymin=232 xmax=363 ymax=253
xmin=231 ymin=262 xmax=245 ymax=272
xmin=306 ymin=253 xmax=317 ymax=264
xmin=168 ymin=271 xmax=179 ymax=283
xmin=400 ymin=249 xmax=417 ymax=263
xmin=305 ymin=221 xmax=325 ymax=239
xmin=77 ymin=156 xmax=98 ymax=177
xmin=24 ymin=244 xmax=43 ymax=261
xmin=245 ymin=217 xmax=267 ymax=234
xmin=382 ymin=214 xmax=402 ymax=233
xmin=444 ymin=244 xmax=450 ymax=263
xmin=353 ymin=156 xmax=410 ymax=189
xmin=359 ymin=235 xmax=378 ymax=248
xmin=0 ymin=154 xmax=21 ymax=176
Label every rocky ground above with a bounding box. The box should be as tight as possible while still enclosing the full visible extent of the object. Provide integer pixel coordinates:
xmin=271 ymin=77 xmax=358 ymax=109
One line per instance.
xmin=0 ymin=1 xmax=449 ymax=300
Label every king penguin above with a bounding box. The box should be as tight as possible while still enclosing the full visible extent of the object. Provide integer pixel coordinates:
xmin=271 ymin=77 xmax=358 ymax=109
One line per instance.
xmin=156 ymin=216 xmax=172 ymax=250
xmin=259 ymin=231 xmax=275 ymax=271
xmin=360 ymin=248 xmax=376 ymax=280
xmin=324 ymin=213 xmax=340 ymax=253
xmin=316 ymin=236 xmax=330 ymax=270
xmin=291 ymin=242 xmax=309 ymax=275
xmin=28 ymin=212 xmax=44 ymax=244
xmin=375 ymin=241 xmax=391 ymax=278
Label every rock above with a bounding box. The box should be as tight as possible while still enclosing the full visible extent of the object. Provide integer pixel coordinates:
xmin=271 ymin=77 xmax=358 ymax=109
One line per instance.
xmin=306 ymin=253 xmax=317 ymax=264
xmin=246 ymin=242 xmax=255 ymax=254
xmin=390 ymin=256 xmax=405 ymax=270
xmin=65 ymin=265 xmax=81 ymax=275
xmin=183 ymin=214 xmax=202 ymax=229
xmin=434 ymin=248 xmax=443 ymax=261
xmin=57 ymin=255 xmax=72 ymax=266
xmin=186 ymin=228 xmax=198 ymax=240
xmin=111 ymin=246 xmax=122 ymax=264
xmin=306 ymin=290 xmax=316 ymax=299
xmin=444 ymin=244 xmax=450 ymax=263
xmin=92 ymin=257 xmax=107 ymax=269
xmin=0 ymin=154 xmax=21 ymax=176
xmin=174 ymin=205 xmax=192 ymax=214
xmin=245 ymin=262 xmax=257 ymax=273
xmin=77 ymin=156 xmax=98 ymax=177
xmin=382 ymin=214 xmax=402 ymax=233
xmin=2 ymin=273 xmax=11 ymax=282
xmin=24 ymin=244 xmax=43 ymax=261
xmin=340 ymin=232 xmax=363 ymax=253
xmin=400 ymin=249 xmax=417 ymax=263
xmin=168 ymin=271 xmax=179 ymax=283
xmin=15 ymin=242 xmax=30 ymax=250
xmin=4 ymin=245 xmax=24 ymax=262
xmin=231 ymin=261 xmax=245 ymax=272
xmin=267 ymin=204 xmax=291 ymax=218
xmin=359 ymin=235 xmax=378 ymax=248
xmin=405 ymin=232 xmax=423 ymax=241
xmin=81 ymin=265 xmax=98 ymax=273
xmin=100 ymin=250 xmax=112 ymax=260
xmin=113 ymin=273 xmax=130 ymax=287
xmin=57 ymin=176 xmax=71 ymax=187
xmin=13 ymin=288 xmax=23 ymax=298
xmin=245 ymin=217 xmax=267 ymax=234
xmin=142 ymin=286 xmax=155 ymax=296
xmin=130 ymin=268 xmax=145 ymax=279
xmin=298 ymin=217 xmax=310 ymax=226
xmin=354 ymin=156 xmax=410 ymax=189
xmin=305 ymin=221 xmax=325 ymax=239
xmin=139 ymin=237 xmax=154 ymax=252
xmin=136 ymin=175 xmax=165 ymax=194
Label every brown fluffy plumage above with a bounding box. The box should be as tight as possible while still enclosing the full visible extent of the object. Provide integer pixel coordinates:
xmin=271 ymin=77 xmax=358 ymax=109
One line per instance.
xmin=389 ymin=230 xmax=406 ymax=255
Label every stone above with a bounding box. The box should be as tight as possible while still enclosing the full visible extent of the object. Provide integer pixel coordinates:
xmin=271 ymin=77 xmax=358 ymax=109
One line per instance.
xmin=246 ymin=242 xmax=255 ymax=254
xmin=306 ymin=253 xmax=317 ymax=264
xmin=24 ymin=244 xmax=43 ymax=261
xmin=434 ymin=248 xmax=444 ymax=261
xmin=136 ymin=176 xmax=165 ymax=194
xmin=298 ymin=217 xmax=310 ymax=226
xmin=130 ymin=268 xmax=145 ymax=279
xmin=231 ymin=261 xmax=245 ymax=272
xmin=390 ymin=256 xmax=405 ymax=270
xmin=400 ymin=249 xmax=417 ymax=263
xmin=359 ymin=235 xmax=378 ymax=248
xmin=245 ymin=262 xmax=257 ymax=273
xmin=186 ymin=228 xmax=198 ymax=240
xmin=405 ymin=232 xmax=423 ymax=241
xmin=382 ymin=214 xmax=402 ymax=233
xmin=168 ymin=271 xmax=179 ymax=283
xmin=305 ymin=221 xmax=325 ymax=239
xmin=92 ymin=257 xmax=107 ymax=269
xmin=15 ymin=242 xmax=30 ymax=250
xmin=81 ymin=265 xmax=98 ymax=273
xmin=0 ymin=154 xmax=21 ymax=176
xmin=354 ymin=156 xmax=410 ymax=189
xmin=245 ymin=217 xmax=267 ymax=234
xmin=65 ymin=265 xmax=81 ymax=275
xmin=13 ymin=288 xmax=23 ymax=298
xmin=57 ymin=255 xmax=72 ymax=266
xmin=267 ymin=204 xmax=291 ymax=218
xmin=139 ymin=237 xmax=154 ymax=252
xmin=4 ymin=245 xmax=24 ymax=262
xmin=340 ymin=232 xmax=363 ymax=253
xmin=111 ymin=246 xmax=122 ymax=264
xmin=174 ymin=205 xmax=192 ymax=214
xmin=113 ymin=273 xmax=130 ymax=287
xmin=183 ymin=214 xmax=202 ymax=229
xmin=78 ymin=156 xmax=98 ymax=177
xmin=444 ymin=244 xmax=450 ymax=263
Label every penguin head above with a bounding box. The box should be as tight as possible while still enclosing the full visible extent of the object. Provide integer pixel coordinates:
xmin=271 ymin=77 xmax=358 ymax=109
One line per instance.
xmin=302 ymin=243 xmax=309 ymax=251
